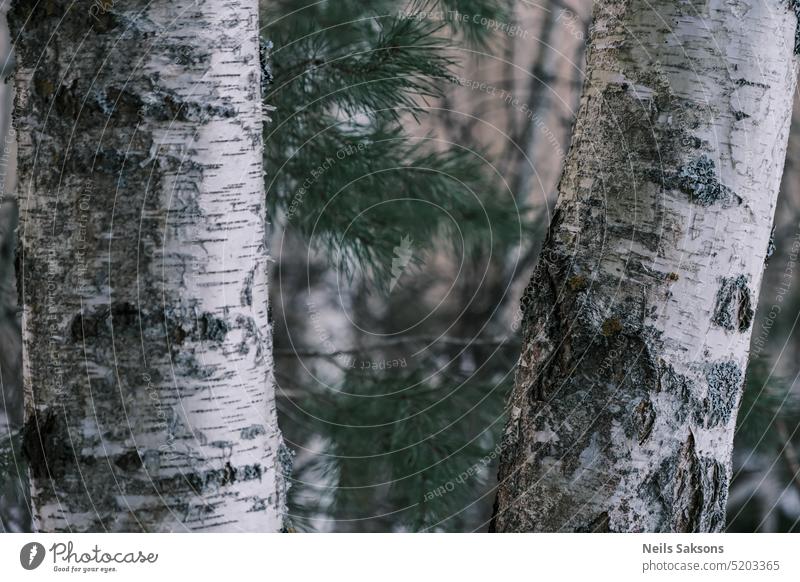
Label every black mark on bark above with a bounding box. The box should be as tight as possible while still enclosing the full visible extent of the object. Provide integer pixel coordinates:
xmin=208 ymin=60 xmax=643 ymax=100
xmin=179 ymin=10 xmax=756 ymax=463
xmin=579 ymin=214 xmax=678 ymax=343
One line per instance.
xmin=21 ymin=410 xmax=72 ymax=480
xmin=197 ymin=312 xmax=228 ymax=343
xmin=712 ymin=275 xmax=753 ymax=332
xmin=734 ymin=78 xmax=770 ymax=89
xmin=634 ymin=398 xmax=656 ymax=444
xmin=115 ymin=450 xmax=144 ymax=472
xmin=766 ymin=226 xmax=775 ymax=265
xmin=791 ymin=0 xmax=800 ymax=54
xmin=158 ymin=462 xmax=264 ymax=494
xmin=240 ymin=267 xmax=255 ymax=307
xmin=259 ymin=38 xmax=274 ymax=94
xmin=578 ymin=511 xmax=612 ymax=532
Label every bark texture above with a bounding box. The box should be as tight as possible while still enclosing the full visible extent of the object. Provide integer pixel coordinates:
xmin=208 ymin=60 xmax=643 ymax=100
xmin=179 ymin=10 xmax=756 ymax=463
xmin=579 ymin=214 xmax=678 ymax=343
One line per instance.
xmin=9 ymin=0 xmax=288 ymax=531
xmin=492 ymin=0 xmax=798 ymax=532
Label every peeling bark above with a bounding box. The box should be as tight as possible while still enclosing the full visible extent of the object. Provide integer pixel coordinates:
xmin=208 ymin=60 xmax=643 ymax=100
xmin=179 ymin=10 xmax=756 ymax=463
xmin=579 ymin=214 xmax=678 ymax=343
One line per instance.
xmin=491 ymin=0 xmax=797 ymax=532
xmin=9 ymin=0 xmax=287 ymax=531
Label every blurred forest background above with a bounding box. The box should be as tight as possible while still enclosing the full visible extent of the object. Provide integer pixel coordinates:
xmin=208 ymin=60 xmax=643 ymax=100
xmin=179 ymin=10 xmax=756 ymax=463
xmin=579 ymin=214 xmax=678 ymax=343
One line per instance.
xmin=2 ymin=0 xmax=800 ymax=532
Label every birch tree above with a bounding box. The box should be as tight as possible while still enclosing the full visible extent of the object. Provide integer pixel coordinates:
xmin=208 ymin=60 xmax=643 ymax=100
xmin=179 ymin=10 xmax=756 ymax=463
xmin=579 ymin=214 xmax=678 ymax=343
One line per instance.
xmin=8 ymin=0 xmax=288 ymax=531
xmin=491 ymin=0 xmax=799 ymax=532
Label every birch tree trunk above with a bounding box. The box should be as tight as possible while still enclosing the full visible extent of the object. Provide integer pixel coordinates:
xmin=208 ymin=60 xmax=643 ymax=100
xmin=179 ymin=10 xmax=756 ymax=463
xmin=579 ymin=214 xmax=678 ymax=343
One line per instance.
xmin=9 ymin=0 xmax=289 ymax=532
xmin=491 ymin=0 xmax=798 ymax=532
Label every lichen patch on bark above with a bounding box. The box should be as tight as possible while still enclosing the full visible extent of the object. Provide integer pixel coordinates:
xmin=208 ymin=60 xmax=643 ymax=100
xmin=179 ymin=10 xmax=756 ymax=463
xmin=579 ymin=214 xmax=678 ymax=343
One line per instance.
xmin=672 ymin=155 xmax=736 ymax=206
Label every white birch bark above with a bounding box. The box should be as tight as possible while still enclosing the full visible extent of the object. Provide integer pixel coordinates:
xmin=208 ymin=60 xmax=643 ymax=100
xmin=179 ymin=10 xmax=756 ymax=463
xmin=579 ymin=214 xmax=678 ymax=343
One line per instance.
xmin=492 ymin=0 xmax=798 ymax=532
xmin=9 ymin=0 xmax=288 ymax=532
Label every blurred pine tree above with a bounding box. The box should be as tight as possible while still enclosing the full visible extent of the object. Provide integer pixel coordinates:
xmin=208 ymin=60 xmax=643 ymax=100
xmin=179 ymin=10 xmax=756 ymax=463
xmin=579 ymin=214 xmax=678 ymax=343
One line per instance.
xmin=262 ymin=0 xmax=524 ymax=531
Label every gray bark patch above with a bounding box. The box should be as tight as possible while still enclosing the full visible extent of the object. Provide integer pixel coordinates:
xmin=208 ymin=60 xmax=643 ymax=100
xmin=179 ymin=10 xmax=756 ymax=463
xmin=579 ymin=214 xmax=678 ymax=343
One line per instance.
xmin=712 ymin=275 xmax=753 ymax=332
xmin=277 ymin=440 xmax=295 ymax=532
xmin=240 ymin=424 xmax=266 ymax=440
xmin=701 ymin=361 xmax=743 ymax=427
